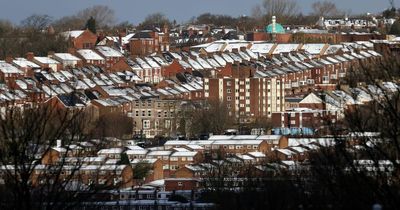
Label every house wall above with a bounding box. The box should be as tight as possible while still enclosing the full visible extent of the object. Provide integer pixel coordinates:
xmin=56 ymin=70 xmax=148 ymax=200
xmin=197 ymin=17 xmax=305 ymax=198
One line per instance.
xmin=72 ymin=30 xmax=98 ymax=49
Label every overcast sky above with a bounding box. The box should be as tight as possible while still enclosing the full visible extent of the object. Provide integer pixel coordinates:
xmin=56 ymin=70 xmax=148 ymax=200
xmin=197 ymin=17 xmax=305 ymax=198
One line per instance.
xmin=1 ymin=0 xmax=399 ymax=25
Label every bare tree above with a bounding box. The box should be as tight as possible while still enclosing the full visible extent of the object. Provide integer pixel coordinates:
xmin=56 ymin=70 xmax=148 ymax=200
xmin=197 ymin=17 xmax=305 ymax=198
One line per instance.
xmin=302 ymin=53 xmax=400 ymax=209
xmin=0 ymin=102 xmax=131 ymax=209
xmin=20 ymin=14 xmax=53 ymax=31
xmin=188 ymin=99 xmax=234 ymax=136
xmin=311 ymin=1 xmax=343 ymax=17
xmin=94 ymin=112 xmax=133 ymax=139
xmin=76 ymin=5 xmax=116 ymax=28
xmin=52 ymin=15 xmax=86 ymax=32
xmin=138 ymin=12 xmax=171 ymax=30
xmin=0 ymin=19 xmax=14 ymax=35
xmin=255 ymin=0 xmax=300 ymax=24
xmin=52 ymin=5 xmax=116 ymax=31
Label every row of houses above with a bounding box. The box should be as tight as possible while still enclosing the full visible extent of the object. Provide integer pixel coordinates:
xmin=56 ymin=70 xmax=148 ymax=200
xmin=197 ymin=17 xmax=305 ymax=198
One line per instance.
xmin=0 ymin=39 xmax=390 ymax=139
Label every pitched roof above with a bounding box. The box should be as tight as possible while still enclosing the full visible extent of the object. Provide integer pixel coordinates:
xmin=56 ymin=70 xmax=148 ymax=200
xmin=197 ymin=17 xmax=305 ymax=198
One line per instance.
xmin=61 ymin=30 xmax=84 ymax=38
xmin=300 ymin=93 xmax=323 ymax=104
xmin=0 ymin=61 xmax=23 ymax=74
xmin=77 ymin=49 xmax=105 ymax=61
xmin=131 ymin=31 xmax=152 ymax=39
xmin=95 ymin=46 xmax=123 ymax=57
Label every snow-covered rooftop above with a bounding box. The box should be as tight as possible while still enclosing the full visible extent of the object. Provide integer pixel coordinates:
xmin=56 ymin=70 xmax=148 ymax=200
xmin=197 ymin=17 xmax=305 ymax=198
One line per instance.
xmin=77 ymin=49 xmax=105 ymax=61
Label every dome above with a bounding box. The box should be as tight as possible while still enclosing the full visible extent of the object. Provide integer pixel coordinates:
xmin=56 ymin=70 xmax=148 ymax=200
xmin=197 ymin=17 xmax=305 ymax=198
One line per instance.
xmin=265 ymin=23 xmax=285 ymax=34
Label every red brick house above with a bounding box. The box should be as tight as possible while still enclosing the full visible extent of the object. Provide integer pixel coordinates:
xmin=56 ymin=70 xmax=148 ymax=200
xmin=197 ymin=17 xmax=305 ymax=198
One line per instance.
xmin=61 ymin=29 xmax=98 ymax=49
xmin=129 ymin=28 xmax=170 ymax=57
xmin=95 ymin=46 xmax=124 ymax=69
xmin=76 ymin=49 xmax=105 ymax=66
xmin=164 ymin=178 xmax=201 ymax=191
xmin=0 ymin=61 xmax=24 ymax=86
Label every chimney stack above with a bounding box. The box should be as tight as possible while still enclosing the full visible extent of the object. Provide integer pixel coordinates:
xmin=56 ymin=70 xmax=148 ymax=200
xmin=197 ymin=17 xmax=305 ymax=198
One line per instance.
xmin=5 ymin=56 xmax=13 ymax=64
xmin=56 ymin=139 xmax=62 ymax=148
xmin=26 ymin=52 xmax=35 ymax=61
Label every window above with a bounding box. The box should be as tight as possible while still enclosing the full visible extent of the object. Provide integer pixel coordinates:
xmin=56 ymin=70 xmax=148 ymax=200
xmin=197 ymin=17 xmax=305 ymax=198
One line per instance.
xmin=165 ymin=120 xmax=171 ymax=129
xmin=227 ymin=89 xmax=231 ymax=93
xmin=227 ymin=96 xmax=232 ymax=101
xmin=143 ymin=120 xmax=151 ymax=129
xmin=227 ymin=81 xmax=231 ymax=86
xmin=83 ymin=42 xmax=93 ymax=49
xmin=178 ymin=182 xmax=183 ymax=186
xmin=135 ymin=111 xmax=139 ymax=117
xmin=148 ymin=110 xmax=152 ymax=117
xmin=142 ymin=111 xmax=146 ymax=117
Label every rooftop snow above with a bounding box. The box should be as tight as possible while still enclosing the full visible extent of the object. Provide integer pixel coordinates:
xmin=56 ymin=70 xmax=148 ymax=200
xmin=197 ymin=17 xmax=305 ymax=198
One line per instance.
xmin=12 ymin=58 xmax=40 ymax=68
xmin=95 ymin=46 xmax=123 ymax=57
xmin=77 ymin=49 xmax=105 ymax=60
xmin=34 ymin=56 xmax=60 ymax=64
xmin=54 ymin=53 xmax=81 ymax=61
xmin=61 ymin=30 xmax=84 ymax=38
xmin=273 ymin=44 xmax=299 ymax=54
xmin=0 ymin=61 xmax=23 ymax=74
xmin=250 ymin=42 xmax=275 ymax=54
xmin=301 ymin=44 xmax=326 ymax=55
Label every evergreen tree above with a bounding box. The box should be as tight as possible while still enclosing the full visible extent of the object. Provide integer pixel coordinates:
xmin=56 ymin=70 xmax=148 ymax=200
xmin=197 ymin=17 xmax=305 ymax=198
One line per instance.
xmin=119 ymin=153 xmax=130 ymax=165
xmin=389 ymin=19 xmax=400 ymax=35
xmin=85 ymin=16 xmax=96 ymax=33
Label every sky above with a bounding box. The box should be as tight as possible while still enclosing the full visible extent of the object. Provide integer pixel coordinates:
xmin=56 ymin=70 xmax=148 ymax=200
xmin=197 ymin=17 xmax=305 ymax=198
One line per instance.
xmin=0 ymin=0 xmax=399 ymax=25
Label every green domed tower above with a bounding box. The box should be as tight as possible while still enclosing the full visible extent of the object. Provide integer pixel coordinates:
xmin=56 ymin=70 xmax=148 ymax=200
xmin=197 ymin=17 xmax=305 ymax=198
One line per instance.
xmin=265 ymin=16 xmax=285 ymax=34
